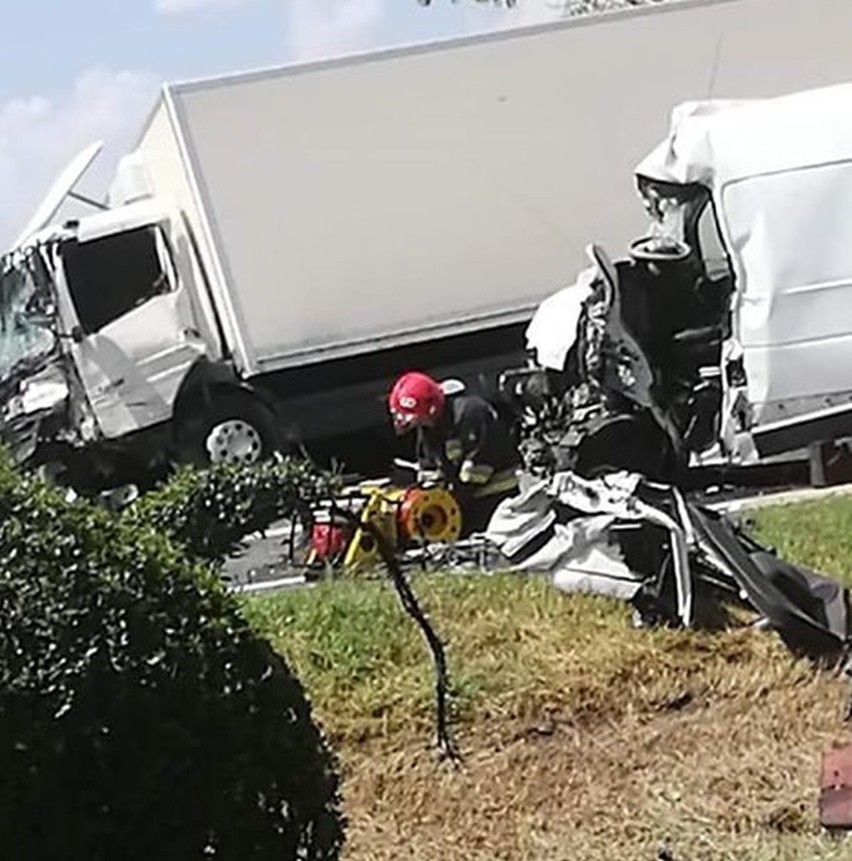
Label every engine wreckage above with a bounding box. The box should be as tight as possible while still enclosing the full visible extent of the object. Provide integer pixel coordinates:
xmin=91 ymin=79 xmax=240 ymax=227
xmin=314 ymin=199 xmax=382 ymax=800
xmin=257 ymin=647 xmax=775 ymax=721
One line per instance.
xmin=501 ymin=238 xmax=724 ymax=482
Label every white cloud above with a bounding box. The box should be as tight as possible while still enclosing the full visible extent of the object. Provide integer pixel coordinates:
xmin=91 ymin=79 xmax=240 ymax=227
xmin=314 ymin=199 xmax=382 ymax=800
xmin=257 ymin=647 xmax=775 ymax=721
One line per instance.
xmin=154 ymin=0 xmax=255 ymax=15
xmin=285 ymin=0 xmax=386 ymax=61
xmin=0 ymin=68 xmax=159 ymax=250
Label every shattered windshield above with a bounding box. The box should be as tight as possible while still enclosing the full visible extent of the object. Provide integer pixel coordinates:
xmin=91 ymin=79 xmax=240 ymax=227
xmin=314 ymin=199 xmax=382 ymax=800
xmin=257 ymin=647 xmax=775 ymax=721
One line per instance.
xmin=0 ymin=252 xmax=57 ymax=381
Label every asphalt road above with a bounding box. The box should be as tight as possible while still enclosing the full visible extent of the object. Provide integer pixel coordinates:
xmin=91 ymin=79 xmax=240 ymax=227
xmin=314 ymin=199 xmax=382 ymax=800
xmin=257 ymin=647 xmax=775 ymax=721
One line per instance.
xmin=224 ymin=522 xmax=308 ymax=592
xmin=223 ymin=479 xmax=852 ymax=596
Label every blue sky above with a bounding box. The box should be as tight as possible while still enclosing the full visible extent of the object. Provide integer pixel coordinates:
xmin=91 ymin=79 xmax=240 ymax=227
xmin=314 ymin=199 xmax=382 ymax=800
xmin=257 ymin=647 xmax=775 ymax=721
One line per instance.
xmin=0 ymin=0 xmax=563 ymax=246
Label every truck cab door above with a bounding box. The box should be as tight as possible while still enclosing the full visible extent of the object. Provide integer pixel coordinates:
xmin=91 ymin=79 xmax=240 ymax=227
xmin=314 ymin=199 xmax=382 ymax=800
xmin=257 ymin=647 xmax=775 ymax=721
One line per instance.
xmin=55 ymin=210 xmax=208 ymax=439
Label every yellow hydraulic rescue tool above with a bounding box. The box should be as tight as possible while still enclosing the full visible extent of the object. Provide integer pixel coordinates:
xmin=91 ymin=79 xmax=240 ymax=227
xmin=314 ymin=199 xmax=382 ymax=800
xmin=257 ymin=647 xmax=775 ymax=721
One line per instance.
xmin=307 ymin=482 xmax=463 ymax=573
xmin=344 ymin=484 xmax=463 ymax=571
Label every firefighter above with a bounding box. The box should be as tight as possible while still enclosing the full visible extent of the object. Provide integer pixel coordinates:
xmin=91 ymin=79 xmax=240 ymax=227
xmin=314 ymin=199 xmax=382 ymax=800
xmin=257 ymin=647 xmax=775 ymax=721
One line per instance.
xmin=388 ymin=371 xmax=521 ymax=535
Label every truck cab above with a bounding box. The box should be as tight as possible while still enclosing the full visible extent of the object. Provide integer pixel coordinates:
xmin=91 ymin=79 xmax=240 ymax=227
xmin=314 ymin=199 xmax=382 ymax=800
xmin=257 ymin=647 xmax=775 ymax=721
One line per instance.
xmin=0 ymin=148 xmax=229 ymax=489
xmin=513 ymin=82 xmax=852 ymax=480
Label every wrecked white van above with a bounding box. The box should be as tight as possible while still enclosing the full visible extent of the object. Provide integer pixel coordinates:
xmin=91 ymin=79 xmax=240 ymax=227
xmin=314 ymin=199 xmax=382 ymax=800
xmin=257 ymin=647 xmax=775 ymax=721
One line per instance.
xmin=512 ymin=82 xmax=852 ymax=479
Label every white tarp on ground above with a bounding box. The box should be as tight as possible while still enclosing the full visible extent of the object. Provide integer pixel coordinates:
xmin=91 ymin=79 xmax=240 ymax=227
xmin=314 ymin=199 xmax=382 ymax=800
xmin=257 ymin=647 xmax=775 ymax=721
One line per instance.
xmin=487 ymin=471 xmax=693 ymax=624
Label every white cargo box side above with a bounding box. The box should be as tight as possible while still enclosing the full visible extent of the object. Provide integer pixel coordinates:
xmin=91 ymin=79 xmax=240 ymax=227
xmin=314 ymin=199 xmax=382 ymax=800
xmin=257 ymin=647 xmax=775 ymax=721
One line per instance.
xmin=166 ymin=0 xmax=852 ymax=377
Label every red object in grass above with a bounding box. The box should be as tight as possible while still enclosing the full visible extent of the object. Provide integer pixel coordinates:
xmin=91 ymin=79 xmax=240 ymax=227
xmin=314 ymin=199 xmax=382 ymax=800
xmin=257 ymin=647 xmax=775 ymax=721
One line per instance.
xmin=820 ymin=743 xmax=852 ymax=829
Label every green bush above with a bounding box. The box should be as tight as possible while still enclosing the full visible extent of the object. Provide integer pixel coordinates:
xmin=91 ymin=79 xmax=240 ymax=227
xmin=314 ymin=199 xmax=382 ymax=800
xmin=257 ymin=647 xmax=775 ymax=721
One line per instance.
xmin=0 ymin=453 xmax=344 ymax=860
xmin=125 ymin=456 xmax=339 ymax=564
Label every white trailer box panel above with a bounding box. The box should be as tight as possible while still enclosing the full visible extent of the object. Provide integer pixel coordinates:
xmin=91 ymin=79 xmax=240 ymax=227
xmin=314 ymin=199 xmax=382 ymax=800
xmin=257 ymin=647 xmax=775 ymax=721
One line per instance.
xmin=137 ymin=0 xmax=852 ymax=377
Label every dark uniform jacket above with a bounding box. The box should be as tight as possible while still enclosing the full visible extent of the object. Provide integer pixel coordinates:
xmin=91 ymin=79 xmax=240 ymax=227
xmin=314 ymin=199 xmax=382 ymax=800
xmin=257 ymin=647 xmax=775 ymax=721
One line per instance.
xmin=417 ymin=394 xmax=520 ymax=499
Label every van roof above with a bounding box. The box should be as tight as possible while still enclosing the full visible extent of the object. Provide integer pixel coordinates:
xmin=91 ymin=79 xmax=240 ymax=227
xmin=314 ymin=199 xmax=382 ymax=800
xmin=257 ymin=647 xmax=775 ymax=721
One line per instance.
xmin=636 ymin=81 xmax=852 ymax=190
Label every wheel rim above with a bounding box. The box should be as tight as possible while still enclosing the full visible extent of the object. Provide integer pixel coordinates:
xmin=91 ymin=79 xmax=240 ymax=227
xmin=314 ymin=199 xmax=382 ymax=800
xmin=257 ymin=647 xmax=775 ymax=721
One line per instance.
xmin=205 ymin=419 xmax=263 ymax=465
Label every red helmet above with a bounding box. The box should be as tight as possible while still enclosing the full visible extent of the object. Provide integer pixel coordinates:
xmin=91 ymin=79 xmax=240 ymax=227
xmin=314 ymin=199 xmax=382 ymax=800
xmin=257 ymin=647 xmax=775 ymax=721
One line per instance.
xmin=388 ymin=371 xmax=446 ymax=434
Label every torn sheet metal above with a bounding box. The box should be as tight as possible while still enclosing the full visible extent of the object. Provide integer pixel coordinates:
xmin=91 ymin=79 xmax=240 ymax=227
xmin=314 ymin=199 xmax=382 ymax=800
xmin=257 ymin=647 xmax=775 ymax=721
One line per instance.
xmin=18 ymin=377 xmax=68 ymax=416
xmin=487 ymin=469 xmax=851 ymax=661
xmin=687 ymin=506 xmax=850 ymax=661
xmin=0 ymin=364 xmax=70 ymax=463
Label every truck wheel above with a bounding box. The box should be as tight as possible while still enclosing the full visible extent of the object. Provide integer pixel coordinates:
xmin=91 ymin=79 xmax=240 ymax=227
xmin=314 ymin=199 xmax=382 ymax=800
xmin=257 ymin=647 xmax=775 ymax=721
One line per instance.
xmin=176 ymin=389 xmax=282 ymax=469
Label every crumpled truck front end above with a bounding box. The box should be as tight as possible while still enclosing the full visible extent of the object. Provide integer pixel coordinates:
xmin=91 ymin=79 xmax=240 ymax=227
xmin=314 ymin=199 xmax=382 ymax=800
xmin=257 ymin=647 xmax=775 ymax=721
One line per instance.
xmin=504 ymin=178 xmax=737 ymax=482
xmin=0 ymin=242 xmax=82 ymax=469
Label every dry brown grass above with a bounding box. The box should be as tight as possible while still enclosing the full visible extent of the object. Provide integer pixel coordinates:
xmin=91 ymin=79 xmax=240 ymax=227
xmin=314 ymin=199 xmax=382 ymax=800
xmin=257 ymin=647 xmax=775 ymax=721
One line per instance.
xmin=243 ymin=499 xmax=852 ymax=860
xmin=340 ymin=643 xmax=850 ymax=861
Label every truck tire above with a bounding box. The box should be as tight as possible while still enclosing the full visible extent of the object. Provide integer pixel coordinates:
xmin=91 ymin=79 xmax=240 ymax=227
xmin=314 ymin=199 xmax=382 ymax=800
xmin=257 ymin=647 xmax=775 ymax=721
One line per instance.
xmin=175 ymin=388 xmax=283 ymax=469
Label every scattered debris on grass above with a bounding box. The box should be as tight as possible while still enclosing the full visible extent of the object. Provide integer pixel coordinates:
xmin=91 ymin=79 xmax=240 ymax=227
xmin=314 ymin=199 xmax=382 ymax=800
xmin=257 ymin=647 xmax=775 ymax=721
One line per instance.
xmin=487 ymin=470 xmax=852 ymax=664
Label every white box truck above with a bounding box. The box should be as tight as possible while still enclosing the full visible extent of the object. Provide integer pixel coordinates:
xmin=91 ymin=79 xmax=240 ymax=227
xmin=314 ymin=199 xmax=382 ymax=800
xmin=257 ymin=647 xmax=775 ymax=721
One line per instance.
xmin=4 ymin=0 xmax=852 ymax=490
